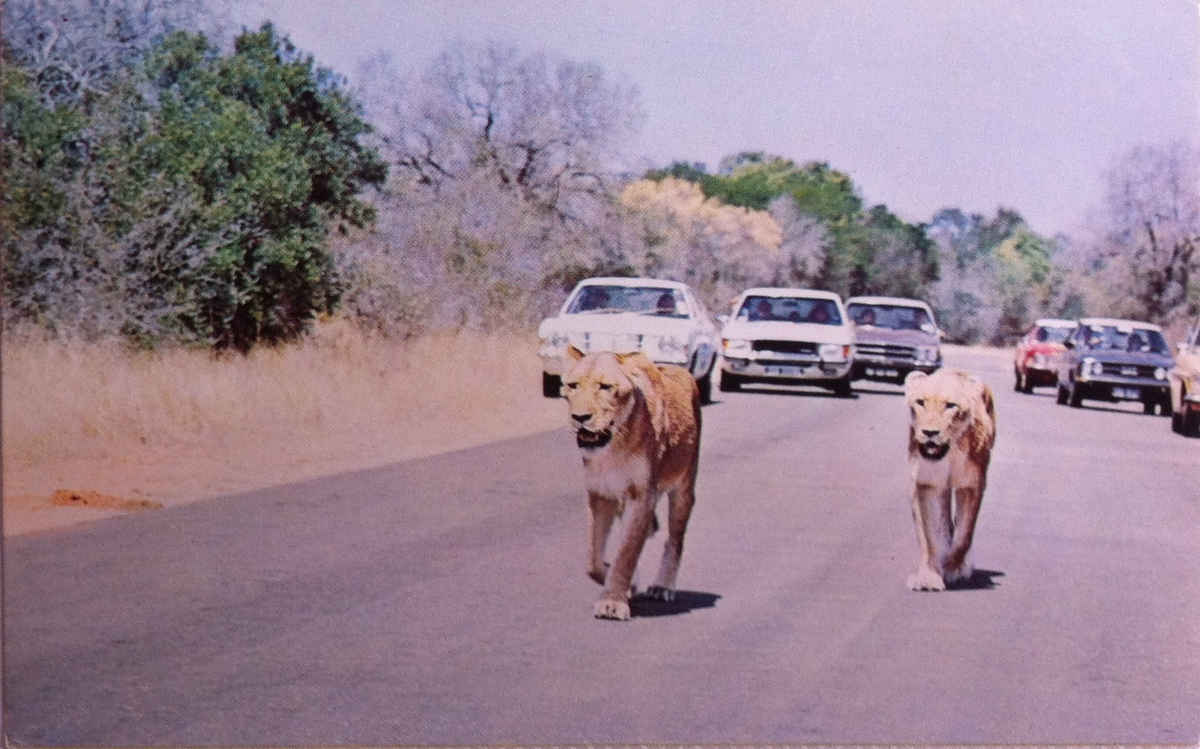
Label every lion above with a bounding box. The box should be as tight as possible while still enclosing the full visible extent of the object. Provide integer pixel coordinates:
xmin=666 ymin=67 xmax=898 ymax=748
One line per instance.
xmin=903 ymin=368 xmax=996 ymax=591
xmin=560 ymin=345 xmax=701 ymax=620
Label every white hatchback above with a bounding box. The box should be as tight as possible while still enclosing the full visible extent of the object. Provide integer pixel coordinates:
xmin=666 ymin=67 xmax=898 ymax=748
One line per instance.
xmin=719 ymin=287 xmax=855 ymax=396
xmin=537 ymin=277 xmax=720 ymax=403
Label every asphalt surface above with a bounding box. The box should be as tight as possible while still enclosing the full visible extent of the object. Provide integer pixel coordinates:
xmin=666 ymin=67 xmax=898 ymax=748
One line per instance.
xmin=4 ymin=348 xmax=1199 ymax=745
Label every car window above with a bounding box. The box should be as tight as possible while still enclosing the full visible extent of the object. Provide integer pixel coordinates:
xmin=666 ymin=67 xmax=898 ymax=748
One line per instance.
xmin=567 ymin=286 xmax=691 ymax=318
xmin=847 ymin=303 xmax=931 ymax=331
xmin=1036 ymin=325 xmax=1073 ymax=343
xmin=1078 ymin=324 xmax=1169 ymax=354
xmin=738 ymin=296 xmax=842 ymax=325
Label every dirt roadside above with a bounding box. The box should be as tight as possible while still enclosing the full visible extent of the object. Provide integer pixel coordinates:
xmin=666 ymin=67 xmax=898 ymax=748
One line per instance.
xmin=4 ymin=399 xmax=565 ymax=536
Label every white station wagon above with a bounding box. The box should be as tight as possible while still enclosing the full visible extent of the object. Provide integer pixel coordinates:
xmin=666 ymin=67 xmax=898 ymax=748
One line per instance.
xmin=719 ymin=287 xmax=855 ymax=396
xmin=537 ymin=277 xmax=720 ymax=403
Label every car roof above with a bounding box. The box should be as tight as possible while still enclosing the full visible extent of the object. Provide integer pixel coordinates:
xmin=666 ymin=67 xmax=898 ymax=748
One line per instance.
xmin=844 ymin=295 xmax=932 ymax=309
xmin=1078 ymin=317 xmax=1163 ymax=331
xmin=573 ymin=276 xmax=687 ymax=290
xmin=738 ymin=287 xmax=843 ymax=302
xmin=1032 ymin=318 xmax=1078 ymax=328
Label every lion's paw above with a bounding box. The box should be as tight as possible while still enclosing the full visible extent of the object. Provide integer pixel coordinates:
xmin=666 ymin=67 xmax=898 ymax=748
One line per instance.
xmin=943 ymin=562 xmax=974 ymax=587
xmin=907 ymin=568 xmax=946 ymax=592
xmin=593 ymin=597 xmax=631 ymax=621
xmin=643 ymin=585 xmax=675 ymax=602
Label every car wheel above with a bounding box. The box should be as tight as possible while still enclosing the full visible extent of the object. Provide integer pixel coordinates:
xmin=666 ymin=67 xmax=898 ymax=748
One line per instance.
xmin=1056 ymin=382 xmax=1068 ymax=405
xmin=542 ymin=372 xmax=562 ymax=398
xmin=1022 ymin=373 xmax=1034 ymax=394
xmin=1172 ymin=410 xmax=1184 ymax=434
xmin=1143 ymin=400 xmax=1157 ymax=415
xmin=696 ymin=372 xmax=713 ymax=405
xmin=832 ymin=375 xmax=853 ymax=398
xmin=718 ymin=371 xmax=741 ymax=392
xmin=1013 ymin=368 xmax=1022 ymax=392
xmin=1185 ymin=409 xmax=1200 ymax=437
xmin=1068 ymin=380 xmax=1083 ymax=408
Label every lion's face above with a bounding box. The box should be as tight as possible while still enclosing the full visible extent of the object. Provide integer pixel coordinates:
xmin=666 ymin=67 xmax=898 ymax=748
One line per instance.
xmin=905 ymin=371 xmax=973 ymax=461
xmin=561 ymin=348 xmax=637 ymax=450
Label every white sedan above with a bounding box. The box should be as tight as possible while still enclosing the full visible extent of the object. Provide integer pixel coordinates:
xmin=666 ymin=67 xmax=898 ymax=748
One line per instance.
xmin=719 ymin=287 xmax=855 ymax=397
xmin=537 ymin=277 xmax=720 ymax=403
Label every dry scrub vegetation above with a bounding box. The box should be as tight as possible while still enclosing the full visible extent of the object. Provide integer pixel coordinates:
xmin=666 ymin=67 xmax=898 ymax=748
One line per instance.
xmin=3 ymin=319 xmax=562 ymax=534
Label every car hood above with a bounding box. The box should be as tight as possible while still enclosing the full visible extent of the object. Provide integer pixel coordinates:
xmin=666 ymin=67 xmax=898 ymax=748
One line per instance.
xmin=721 ymin=319 xmax=853 ymax=345
xmin=540 ymin=312 xmax=699 ymax=338
xmin=1077 ymin=349 xmax=1174 ymax=368
xmin=853 ymin=326 xmax=937 ymax=347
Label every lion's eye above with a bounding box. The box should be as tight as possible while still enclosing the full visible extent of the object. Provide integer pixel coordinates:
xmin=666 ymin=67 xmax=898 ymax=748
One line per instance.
xmin=564 ymin=382 xmax=579 ymax=390
xmin=915 ymin=398 xmax=925 ymax=407
xmin=598 ymin=383 xmax=614 ymax=391
xmin=945 ymin=402 xmax=958 ymax=411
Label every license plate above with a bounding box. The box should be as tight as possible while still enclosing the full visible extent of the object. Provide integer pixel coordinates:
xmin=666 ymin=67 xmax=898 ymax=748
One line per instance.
xmin=764 ymin=365 xmax=802 ymax=376
xmin=1113 ymin=386 xmax=1140 ymax=399
xmin=867 ymin=367 xmax=899 ymax=377
xmin=1121 ymin=366 xmax=1138 ymax=377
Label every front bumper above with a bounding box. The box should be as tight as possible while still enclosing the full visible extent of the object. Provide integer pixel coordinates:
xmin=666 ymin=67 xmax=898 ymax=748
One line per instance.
xmin=852 ymin=356 xmax=940 ymax=382
xmin=721 ymin=356 xmax=852 ymax=384
xmin=1074 ymin=375 xmax=1169 ymax=403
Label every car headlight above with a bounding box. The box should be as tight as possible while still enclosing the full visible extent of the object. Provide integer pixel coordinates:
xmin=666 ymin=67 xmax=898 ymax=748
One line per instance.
xmin=723 ymin=338 xmax=752 ymax=357
xmin=1154 ymin=367 xmax=1167 ymax=381
xmin=916 ymin=345 xmax=939 ymax=364
xmin=819 ymin=343 xmax=849 ymax=362
xmin=1081 ymin=357 xmax=1102 ymax=378
xmin=539 ymin=330 xmax=568 ymax=355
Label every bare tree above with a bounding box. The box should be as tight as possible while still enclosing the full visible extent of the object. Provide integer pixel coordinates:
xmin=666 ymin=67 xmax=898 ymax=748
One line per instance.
xmin=2 ymin=0 xmax=232 ymax=109
xmin=362 ymin=40 xmax=643 ymax=218
xmin=1098 ymin=141 xmax=1200 ymax=322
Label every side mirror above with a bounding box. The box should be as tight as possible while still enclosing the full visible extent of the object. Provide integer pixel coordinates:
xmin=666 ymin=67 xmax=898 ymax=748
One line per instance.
xmin=1062 ymin=338 xmax=1075 ymax=350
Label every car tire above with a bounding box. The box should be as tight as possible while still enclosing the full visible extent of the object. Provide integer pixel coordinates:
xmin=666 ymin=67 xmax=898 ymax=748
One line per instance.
xmin=718 ymin=371 xmax=741 ymax=392
xmin=1068 ymin=380 xmax=1083 ymax=408
xmin=1172 ymin=410 xmax=1184 ymax=434
xmin=1013 ymin=368 xmax=1022 ymax=392
xmin=1056 ymin=383 xmax=1068 ymax=405
xmin=1143 ymin=400 xmax=1157 ymax=415
xmin=1185 ymin=410 xmax=1200 ymax=437
xmin=542 ymin=372 xmax=562 ymax=398
xmin=696 ymin=372 xmax=713 ymax=405
xmin=832 ymin=375 xmax=853 ymax=398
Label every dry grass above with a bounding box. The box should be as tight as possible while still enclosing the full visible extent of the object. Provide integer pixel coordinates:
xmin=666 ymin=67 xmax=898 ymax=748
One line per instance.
xmin=3 ymin=319 xmax=563 ymax=533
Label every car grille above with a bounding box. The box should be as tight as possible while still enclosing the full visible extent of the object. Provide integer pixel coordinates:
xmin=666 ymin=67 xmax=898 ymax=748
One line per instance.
xmin=752 ymin=340 xmax=817 ymax=355
xmin=1099 ymin=362 xmax=1157 ymax=378
xmin=856 ymin=342 xmax=917 ymax=361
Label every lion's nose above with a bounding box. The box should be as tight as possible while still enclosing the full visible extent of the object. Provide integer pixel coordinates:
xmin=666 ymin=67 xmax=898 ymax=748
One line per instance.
xmin=921 ymin=428 xmax=940 ymax=438
xmin=572 ymin=413 xmax=592 ymax=425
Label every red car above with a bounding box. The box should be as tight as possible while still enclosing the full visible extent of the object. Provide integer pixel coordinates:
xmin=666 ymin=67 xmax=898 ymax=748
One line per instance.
xmin=1013 ymin=318 xmax=1077 ymax=393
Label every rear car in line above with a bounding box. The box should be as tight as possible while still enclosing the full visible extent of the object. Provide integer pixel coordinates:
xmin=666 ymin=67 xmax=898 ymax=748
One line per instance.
xmin=718 ymin=287 xmax=855 ymax=397
xmin=1055 ymin=317 xmax=1173 ymax=415
xmin=844 ymin=295 xmax=942 ymax=385
xmin=537 ymin=277 xmax=720 ymax=403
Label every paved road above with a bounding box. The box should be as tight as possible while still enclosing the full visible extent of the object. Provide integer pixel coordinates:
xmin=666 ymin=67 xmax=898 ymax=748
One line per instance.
xmin=5 ymin=348 xmax=1199 ymax=745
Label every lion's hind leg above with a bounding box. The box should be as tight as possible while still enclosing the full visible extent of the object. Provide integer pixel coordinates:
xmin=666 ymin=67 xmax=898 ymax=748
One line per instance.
xmin=944 ymin=485 xmax=983 ymax=586
xmin=646 ymin=483 xmax=696 ymax=602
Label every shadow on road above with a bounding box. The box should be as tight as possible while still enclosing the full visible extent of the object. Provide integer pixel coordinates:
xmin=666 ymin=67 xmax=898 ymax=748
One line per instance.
xmin=733 ymin=386 xmax=858 ymax=400
xmin=851 ymin=385 xmax=905 ymax=397
xmin=631 ymin=590 xmax=721 ymax=617
xmin=947 ymin=568 xmax=1005 ymax=591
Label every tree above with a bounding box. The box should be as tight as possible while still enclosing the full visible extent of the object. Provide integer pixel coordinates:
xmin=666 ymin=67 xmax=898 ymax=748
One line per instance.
xmin=3 ymin=24 xmax=387 ymax=348
xmin=1096 ymin=141 xmax=1200 ymax=323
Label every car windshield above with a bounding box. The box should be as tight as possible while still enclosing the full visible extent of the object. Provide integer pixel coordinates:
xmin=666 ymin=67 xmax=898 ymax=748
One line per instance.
xmin=1079 ymin=324 xmax=1169 ymax=354
xmin=847 ymin=303 xmax=932 ymax=332
xmin=1035 ymin=325 xmax=1074 ymax=343
xmin=566 ymin=285 xmax=689 ymax=318
xmin=736 ymin=296 xmax=842 ymax=325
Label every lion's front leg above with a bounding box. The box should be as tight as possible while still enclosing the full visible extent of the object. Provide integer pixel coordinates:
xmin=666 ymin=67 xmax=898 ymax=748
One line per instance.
xmin=908 ymin=481 xmax=952 ymax=592
xmin=594 ymin=488 xmax=656 ymax=620
xmin=586 ymin=492 xmax=618 ymax=585
xmin=944 ymin=485 xmax=983 ymax=585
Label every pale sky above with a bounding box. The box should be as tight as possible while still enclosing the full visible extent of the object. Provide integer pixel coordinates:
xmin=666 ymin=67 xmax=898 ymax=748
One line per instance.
xmin=235 ymin=1 xmax=1199 ymax=237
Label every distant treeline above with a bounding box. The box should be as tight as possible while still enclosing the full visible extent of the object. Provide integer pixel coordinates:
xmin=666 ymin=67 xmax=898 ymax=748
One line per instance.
xmin=4 ymin=0 xmax=1197 ymax=350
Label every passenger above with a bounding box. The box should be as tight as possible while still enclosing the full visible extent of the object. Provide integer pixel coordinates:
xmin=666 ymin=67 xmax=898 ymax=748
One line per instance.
xmin=656 ymin=292 xmax=677 ymax=315
xmin=750 ymin=299 xmax=774 ymax=321
xmin=808 ymin=304 xmax=831 ymax=324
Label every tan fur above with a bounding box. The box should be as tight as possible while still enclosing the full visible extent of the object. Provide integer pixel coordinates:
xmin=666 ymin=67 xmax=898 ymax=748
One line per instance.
xmin=561 ymin=345 xmax=701 ymax=620
xmin=903 ymin=368 xmax=996 ymax=591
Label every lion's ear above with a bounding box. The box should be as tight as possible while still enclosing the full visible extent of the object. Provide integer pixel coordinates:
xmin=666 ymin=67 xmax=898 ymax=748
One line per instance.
xmin=567 ymin=345 xmax=585 ymax=362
